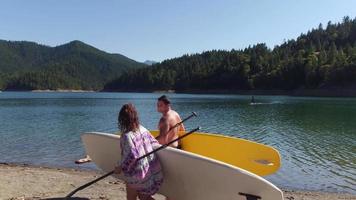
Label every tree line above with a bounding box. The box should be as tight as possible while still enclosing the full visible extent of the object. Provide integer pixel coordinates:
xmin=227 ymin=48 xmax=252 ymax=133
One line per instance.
xmin=104 ymin=17 xmax=356 ymax=92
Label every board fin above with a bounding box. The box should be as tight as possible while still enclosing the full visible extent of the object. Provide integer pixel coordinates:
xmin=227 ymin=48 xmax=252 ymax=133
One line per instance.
xmin=239 ymin=192 xmax=262 ymax=200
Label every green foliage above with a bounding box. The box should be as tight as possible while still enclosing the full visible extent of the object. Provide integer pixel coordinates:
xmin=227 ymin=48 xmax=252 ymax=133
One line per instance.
xmin=0 ymin=40 xmax=145 ymax=90
xmin=104 ymin=17 xmax=356 ymax=91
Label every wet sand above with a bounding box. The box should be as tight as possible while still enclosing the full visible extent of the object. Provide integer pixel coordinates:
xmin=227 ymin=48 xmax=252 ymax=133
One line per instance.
xmin=1 ymin=163 xmax=355 ymax=200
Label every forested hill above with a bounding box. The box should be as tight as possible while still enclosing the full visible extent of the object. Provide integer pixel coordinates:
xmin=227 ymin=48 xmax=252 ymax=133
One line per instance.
xmin=0 ymin=40 xmax=145 ymax=90
xmin=104 ymin=17 xmax=356 ymax=93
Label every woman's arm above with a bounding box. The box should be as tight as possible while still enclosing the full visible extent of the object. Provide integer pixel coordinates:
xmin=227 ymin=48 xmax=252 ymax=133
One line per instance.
xmin=114 ymin=165 xmax=122 ymax=174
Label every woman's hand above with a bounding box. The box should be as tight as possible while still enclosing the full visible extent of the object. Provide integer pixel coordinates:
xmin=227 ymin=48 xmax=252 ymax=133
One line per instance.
xmin=114 ymin=166 xmax=122 ymax=174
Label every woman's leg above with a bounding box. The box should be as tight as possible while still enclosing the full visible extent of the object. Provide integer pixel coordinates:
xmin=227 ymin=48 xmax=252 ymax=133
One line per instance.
xmin=126 ymin=185 xmax=138 ymax=200
xmin=138 ymin=194 xmax=155 ymax=200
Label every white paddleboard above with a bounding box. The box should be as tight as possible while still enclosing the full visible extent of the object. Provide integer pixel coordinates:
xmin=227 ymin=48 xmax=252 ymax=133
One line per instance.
xmin=81 ymin=131 xmax=283 ymax=200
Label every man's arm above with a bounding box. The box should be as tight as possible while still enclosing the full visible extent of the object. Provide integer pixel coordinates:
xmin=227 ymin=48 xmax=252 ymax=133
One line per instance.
xmin=178 ymin=115 xmax=185 ymax=131
xmin=157 ymin=117 xmax=170 ymax=144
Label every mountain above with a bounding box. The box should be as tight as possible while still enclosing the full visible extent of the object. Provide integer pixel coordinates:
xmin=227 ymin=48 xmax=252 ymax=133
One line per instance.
xmin=0 ymin=40 xmax=145 ymax=90
xmin=104 ymin=16 xmax=356 ymax=94
xmin=143 ymin=60 xmax=158 ymax=65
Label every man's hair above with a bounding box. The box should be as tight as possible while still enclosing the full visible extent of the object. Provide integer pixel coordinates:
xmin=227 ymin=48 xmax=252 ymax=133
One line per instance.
xmin=158 ymin=95 xmax=171 ymax=105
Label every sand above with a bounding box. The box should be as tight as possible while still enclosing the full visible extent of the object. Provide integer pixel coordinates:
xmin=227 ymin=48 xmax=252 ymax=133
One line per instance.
xmin=1 ymin=163 xmax=355 ymax=200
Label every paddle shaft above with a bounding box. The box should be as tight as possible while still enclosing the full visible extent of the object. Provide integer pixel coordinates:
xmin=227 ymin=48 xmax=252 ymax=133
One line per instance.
xmin=137 ymin=126 xmax=200 ymax=160
xmin=65 ymin=171 xmax=114 ymax=198
xmin=169 ymin=111 xmax=197 ymax=131
xmin=66 ymin=113 xmax=198 ymax=198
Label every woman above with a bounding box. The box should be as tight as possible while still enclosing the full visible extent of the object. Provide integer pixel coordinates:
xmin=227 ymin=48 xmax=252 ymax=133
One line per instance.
xmin=115 ymin=103 xmax=163 ymax=200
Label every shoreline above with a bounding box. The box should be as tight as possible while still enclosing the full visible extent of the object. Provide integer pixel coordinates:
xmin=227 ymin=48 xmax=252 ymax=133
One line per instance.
xmin=31 ymin=89 xmax=95 ymax=93
xmin=1 ymin=88 xmax=356 ymax=97
xmin=102 ymin=88 xmax=356 ymax=97
xmin=1 ymin=89 xmax=95 ymax=93
xmin=1 ymin=163 xmax=355 ymax=200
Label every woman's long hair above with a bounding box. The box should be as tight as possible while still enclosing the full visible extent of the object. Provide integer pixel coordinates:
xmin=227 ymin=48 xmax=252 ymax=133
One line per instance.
xmin=118 ymin=103 xmax=140 ymax=133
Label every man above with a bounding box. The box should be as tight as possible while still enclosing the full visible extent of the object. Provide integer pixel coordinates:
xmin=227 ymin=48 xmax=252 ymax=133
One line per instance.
xmin=156 ymin=95 xmax=185 ymax=148
xmin=155 ymin=95 xmax=185 ymax=200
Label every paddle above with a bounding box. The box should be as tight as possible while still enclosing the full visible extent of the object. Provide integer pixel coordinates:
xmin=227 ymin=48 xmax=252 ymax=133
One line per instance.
xmin=167 ymin=111 xmax=197 ymax=131
xmin=41 ymin=198 xmax=89 ymax=200
xmin=66 ymin=126 xmax=201 ymax=198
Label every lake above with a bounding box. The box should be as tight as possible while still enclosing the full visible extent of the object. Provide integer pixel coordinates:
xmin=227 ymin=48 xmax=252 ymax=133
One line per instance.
xmin=0 ymin=92 xmax=355 ymax=194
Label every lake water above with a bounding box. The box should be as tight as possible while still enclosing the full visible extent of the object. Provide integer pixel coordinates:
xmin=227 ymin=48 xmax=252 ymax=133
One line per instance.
xmin=0 ymin=92 xmax=355 ymax=194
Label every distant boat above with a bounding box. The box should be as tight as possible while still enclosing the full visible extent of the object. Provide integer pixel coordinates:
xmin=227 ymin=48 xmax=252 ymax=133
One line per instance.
xmin=250 ymin=101 xmax=282 ymax=106
xmin=250 ymin=102 xmax=265 ymax=105
xmin=250 ymin=96 xmax=257 ymax=105
xmin=251 ymin=96 xmax=255 ymax=103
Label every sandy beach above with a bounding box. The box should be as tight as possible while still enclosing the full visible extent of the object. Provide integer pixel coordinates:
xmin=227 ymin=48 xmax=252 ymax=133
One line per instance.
xmin=1 ymin=163 xmax=355 ymax=200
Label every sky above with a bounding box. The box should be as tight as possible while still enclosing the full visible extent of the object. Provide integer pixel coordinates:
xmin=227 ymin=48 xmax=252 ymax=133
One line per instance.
xmin=0 ymin=0 xmax=355 ymax=62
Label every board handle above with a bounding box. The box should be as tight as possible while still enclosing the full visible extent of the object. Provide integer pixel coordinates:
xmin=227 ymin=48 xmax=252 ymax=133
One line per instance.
xmin=254 ymin=159 xmax=274 ymax=166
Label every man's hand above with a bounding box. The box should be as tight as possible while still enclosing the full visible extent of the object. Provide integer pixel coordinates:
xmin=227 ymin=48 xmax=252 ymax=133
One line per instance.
xmin=114 ymin=166 xmax=122 ymax=174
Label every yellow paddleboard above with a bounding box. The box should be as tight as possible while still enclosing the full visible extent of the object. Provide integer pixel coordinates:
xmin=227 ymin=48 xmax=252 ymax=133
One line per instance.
xmin=150 ymin=130 xmax=281 ymax=176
